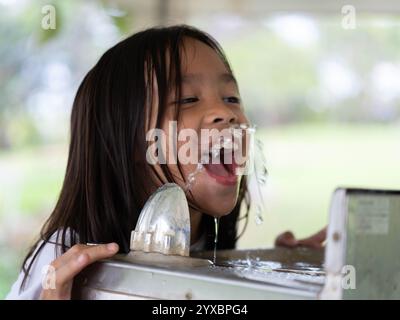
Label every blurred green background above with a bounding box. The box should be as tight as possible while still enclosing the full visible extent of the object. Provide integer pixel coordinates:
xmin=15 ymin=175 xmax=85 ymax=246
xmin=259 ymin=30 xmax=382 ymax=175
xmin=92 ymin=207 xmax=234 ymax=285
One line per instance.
xmin=1 ymin=0 xmax=399 ymax=298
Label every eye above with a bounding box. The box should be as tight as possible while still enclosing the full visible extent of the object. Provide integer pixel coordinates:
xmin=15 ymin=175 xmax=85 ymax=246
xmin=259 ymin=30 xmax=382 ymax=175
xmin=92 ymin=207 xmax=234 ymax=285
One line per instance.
xmin=179 ymin=97 xmax=199 ymax=104
xmin=224 ymin=96 xmax=241 ymax=104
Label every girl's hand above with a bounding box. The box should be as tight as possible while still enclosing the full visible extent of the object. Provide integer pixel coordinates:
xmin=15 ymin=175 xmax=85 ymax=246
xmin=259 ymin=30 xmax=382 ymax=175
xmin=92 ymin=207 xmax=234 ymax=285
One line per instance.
xmin=275 ymin=227 xmax=327 ymax=249
xmin=40 ymin=243 xmax=119 ymax=300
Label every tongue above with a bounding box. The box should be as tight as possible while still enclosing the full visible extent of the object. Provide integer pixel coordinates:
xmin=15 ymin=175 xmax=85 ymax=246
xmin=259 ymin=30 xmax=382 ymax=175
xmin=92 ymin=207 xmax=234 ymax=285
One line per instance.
xmin=204 ymin=163 xmax=230 ymax=177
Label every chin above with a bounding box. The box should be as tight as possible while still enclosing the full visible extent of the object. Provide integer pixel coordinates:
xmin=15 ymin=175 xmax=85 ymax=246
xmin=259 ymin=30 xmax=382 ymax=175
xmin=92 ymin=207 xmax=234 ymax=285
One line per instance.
xmin=188 ymin=182 xmax=239 ymax=217
xmin=209 ymin=209 xmax=234 ymax=218
xmin=200 ymin=199 xmax=238 ymax=218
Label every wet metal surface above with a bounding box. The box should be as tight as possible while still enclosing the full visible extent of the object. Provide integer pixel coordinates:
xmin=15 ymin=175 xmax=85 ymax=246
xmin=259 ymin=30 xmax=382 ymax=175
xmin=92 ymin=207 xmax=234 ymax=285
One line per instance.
xmin=74 ymin=247 xmax=325 ymax=300
xmin=193 ymin=247 xmax=325 ymax=291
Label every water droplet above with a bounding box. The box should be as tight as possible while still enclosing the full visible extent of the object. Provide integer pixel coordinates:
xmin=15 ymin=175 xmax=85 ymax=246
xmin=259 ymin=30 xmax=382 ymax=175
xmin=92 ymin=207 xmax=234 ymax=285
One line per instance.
xmin=222 ymin=141 xmax=230 ymax=150
xmin=255 ymin=214 xmax=264 ymax=225
xmin=245 ymin=253 xmax=252 ymax=269
xmin=254 ymin=204 xmax=264 ymax=225
xmin=184 ymin=163 xmax=204 ymax=192
xmin=257 ymin=174 xmax=268 ymax=185
xmin=211 ymin=146 xmax=220 ymax=158
xmin=213 ymin=217 xmax=220 ymax=265
xmin=251 ymin=137 xmax=268 ymax=224
xmin=231 ymin=128 xmax=243 ymax=139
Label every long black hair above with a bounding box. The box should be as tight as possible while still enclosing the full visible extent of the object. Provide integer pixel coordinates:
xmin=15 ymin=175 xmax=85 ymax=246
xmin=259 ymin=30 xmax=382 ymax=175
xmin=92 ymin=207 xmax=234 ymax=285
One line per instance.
xmin=21 ymin=25 xmax=250 ymax=289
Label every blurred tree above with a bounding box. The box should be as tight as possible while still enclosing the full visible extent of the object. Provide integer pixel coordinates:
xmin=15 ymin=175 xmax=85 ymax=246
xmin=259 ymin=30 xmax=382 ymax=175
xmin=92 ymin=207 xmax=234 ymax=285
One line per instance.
xmin=0 ymin=0 xmax=133 ymax=149
xmin=1 ymin=0 xmax=399 ymax=149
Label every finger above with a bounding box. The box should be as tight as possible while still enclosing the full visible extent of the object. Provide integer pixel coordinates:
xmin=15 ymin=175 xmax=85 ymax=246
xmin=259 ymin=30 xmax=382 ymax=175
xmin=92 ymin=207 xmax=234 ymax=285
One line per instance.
xmin=51 ymin=243 xmax=118 ymax=269
xmin=49 ymin=244 xmax=90 ymax=269
xmin=80 ymin=242 xmax=119 ymax=263
xmin=298 ymin=239 xmax=324 ymax=249
xmin=297 ymin=227 xmax=327 ymax=248
xmin=275 ymin=231 xmax=298 ymax=247
xmin=53 ymin=243 xmax=119 ymax=287
xmin=311 ymin=227 xmax=327 ymax=243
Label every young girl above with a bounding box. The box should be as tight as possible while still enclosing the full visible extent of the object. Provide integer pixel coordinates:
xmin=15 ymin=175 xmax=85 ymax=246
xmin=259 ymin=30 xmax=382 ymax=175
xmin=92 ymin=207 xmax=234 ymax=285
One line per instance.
xmin=7 ymin=25 xmax=325 ymax=300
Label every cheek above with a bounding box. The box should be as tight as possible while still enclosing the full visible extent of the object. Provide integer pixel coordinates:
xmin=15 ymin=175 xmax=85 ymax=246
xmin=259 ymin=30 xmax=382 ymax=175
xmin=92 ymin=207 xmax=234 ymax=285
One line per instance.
xmin=237 ymin=109 xmax=249 ymax=125
xmin=178 ymin=107 xmax=203 ymax=130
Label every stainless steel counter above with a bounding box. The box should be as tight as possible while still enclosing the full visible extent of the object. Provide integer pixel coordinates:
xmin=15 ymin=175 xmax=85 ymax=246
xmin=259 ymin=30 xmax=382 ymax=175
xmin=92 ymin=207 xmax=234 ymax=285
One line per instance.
xmin=73 ymin=247 xmax=325 ymax=300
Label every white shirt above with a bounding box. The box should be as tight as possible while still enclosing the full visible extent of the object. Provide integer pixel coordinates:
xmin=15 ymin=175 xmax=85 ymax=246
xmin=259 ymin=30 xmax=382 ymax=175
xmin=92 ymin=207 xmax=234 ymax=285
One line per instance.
xmin=6 ymin=232 xmax=65 ymax=300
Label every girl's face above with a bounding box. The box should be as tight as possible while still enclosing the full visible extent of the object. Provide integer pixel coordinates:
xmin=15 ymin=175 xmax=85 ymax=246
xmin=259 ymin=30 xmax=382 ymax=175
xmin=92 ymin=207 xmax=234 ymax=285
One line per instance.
xmin=158 ymin=38 xmax=249 ymax=218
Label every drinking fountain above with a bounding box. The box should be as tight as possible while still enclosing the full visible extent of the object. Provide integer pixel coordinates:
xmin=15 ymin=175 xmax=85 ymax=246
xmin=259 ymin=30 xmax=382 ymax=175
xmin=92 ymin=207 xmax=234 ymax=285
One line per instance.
xmin=73 ymin=186 xmax=400 ymax=299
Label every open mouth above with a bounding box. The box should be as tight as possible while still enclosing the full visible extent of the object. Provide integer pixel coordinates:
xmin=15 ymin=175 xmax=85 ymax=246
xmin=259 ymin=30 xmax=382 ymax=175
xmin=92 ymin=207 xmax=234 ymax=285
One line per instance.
xmin=194 ymin=125 xmax=253 ymax=187
xmin=202 ymin=147 xmax=239 ymax=186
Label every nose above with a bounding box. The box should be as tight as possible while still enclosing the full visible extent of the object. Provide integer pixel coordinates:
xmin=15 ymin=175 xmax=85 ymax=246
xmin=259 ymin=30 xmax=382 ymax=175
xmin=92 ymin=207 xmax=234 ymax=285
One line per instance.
xmin=203 ymin=101 xmax=238 ymax=127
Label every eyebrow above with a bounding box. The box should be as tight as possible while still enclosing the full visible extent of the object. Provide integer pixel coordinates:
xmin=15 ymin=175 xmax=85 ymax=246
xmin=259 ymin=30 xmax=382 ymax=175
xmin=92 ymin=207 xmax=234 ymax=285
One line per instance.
xmin=182 ymin=73 xmax=238 ymax=87
xmin=219 ymin=73 xmax=238 ymax=86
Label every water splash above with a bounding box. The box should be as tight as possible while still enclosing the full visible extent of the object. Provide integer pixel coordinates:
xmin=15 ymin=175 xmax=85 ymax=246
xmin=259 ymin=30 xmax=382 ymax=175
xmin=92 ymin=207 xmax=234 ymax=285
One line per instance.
xmin=255 ymin=139 xmax=268 ymax=185
xmin=184 ymin=123 xmax=256 ymax=192
xmin=223 ymin=258 xmax=281 ymax=272
xmin=213 ymin=217 xmax=220 ymax=264
xmin=255 ymin=206 xmax=264 ymax=225
xmin=252 ymin=138 xmax=268 ymax=225
xmin=184 ymin=162 xmax=204 ymax=192
xmin=245 ymin=252 xmax=252 ymax=268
